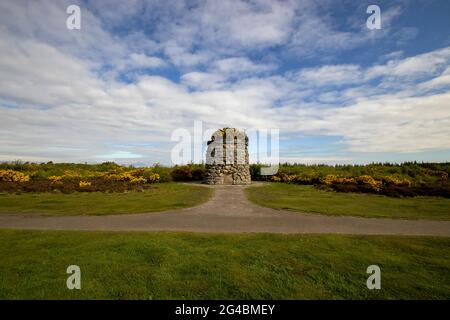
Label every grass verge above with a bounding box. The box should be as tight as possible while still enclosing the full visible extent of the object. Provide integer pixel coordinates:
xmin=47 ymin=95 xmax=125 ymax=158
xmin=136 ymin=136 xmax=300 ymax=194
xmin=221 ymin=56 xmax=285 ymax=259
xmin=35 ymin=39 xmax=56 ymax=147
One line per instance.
xmin=0 ymin=230 xmax=448 ymax=299
xmin=245 ymin=183 xmax=450 ymax=220
xmin=0 ymin=183 xmax=212 ymax=216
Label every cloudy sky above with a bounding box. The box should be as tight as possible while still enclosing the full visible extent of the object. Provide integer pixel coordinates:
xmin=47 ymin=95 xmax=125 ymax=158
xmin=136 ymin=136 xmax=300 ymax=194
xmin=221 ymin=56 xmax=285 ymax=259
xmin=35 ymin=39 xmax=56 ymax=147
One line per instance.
xmin=0 ymin=0 xmax=450 ymax=165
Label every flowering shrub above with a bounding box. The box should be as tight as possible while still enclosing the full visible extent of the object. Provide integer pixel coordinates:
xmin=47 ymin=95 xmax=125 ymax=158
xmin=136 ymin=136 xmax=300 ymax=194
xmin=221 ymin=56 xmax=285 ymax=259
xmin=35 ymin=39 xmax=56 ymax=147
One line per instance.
xmin=271 ymin=173 xmax=298 ymax=183
xmin=271 ymin=173 xmax=323 ymax=184
xmin=0 ymin=170 xmax=30 ymax=182
xmin=130 ymin=177 xmax=146 ymax=184
xmin=48 ymin=176 xmax=63 ymax=184
xmin=340 ymin=177 xmax=357 ymax=185
xmin=382 ymin=175 xmax=411 ymax=187
xmin=356 ymin=175 xmax=382 ymax=191
xmin=282 ymin=174 xmax=297 ymax=183
xmin=270 ymin=173 xmax=384 ymax=192
xmin=62 ymin=171 xmax=81 ymax=180
xmin=321 ymin=175 xmax=337 ymax=185
xmin=265 ymin=171 xmax=450 ymax=198
xmin=321 ymin=175 xmax=356 ymax=185
xmin=101 ymin=170 xmax=159 ymax=184
xmin=114 ymin=172 xmax=136 ymax=182
xmin=79 ymin=181 xmax=91 ymax=188
xmin=270 ymin=176 xmax=281 ymax=182
xmin=48 ymin=172 xmax=84 ymax=183
xmin=146 ymin=173 xmax=160 ymax=183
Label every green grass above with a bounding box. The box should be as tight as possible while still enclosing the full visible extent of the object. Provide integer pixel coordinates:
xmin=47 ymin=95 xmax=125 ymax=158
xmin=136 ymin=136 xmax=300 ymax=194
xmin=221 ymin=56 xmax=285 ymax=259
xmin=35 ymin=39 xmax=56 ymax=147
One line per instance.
xmin=0 ymin=230 xmax=448 ymax=299
xmin=246 ymin=183 xmax=450 ymax=220
xmin=0 ymin=183 xmax=212 ymax=216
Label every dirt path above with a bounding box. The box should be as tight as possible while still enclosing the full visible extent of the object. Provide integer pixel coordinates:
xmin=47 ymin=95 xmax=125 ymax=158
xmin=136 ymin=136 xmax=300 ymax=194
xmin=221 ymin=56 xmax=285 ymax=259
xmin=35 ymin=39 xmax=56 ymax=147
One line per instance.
xmin=0 ymin=185 xmax=449 ymax=236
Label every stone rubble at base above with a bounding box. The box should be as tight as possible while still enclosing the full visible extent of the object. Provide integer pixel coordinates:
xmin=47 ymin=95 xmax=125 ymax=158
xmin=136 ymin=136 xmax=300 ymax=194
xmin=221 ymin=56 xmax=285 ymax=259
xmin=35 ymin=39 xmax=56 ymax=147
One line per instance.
xmin=204 ymin=163 xmax=252 ymax=185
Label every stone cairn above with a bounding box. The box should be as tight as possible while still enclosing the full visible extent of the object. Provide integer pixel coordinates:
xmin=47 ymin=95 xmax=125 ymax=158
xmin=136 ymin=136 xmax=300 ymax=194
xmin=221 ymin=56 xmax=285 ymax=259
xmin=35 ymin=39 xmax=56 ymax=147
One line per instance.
xmin=203 ymin=128 xmax=251 ymax=185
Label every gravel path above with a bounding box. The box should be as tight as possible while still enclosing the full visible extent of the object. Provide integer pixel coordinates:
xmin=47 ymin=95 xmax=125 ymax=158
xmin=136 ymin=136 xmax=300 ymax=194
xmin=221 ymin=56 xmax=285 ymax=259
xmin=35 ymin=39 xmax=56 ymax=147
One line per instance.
xmin=0 ymin=185 xmax=449 ymax=236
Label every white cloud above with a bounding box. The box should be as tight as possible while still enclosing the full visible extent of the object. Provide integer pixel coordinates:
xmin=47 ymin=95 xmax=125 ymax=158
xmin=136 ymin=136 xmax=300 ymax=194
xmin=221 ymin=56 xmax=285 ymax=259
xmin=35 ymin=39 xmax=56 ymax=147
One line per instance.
xmin=366 ymin=47 xmax=450 ymax=80
xmin=163 ymin=42 xmax=213 ymax=67
xmin=279 ymin=156 xmax=353 ymax=165
xmin=289 ymin=5 xmax=405 ymax=57
xmin=181 ymin=72 xmax=226 ymax=90
xmin=0 ymin=0 xmax=449 ymax=164
xmin=321 ymin=92 xmax=450 ymax=153
xmin=127 ymin=53 xmax=167 ymax=69
xmin=294 ymin=65 xmax=363 ymax=87
xmin=95 ymin=151 xmax=143 ymax=159
xmin=212 ymin=57 xmax=276 ymax=76
xmin=0 ymin=35 xmax=105 ymax=108
xmin=2 ymin=40 xmax=450 ymax=162
xmin=418 ymin=67 xmax=450 ymax=90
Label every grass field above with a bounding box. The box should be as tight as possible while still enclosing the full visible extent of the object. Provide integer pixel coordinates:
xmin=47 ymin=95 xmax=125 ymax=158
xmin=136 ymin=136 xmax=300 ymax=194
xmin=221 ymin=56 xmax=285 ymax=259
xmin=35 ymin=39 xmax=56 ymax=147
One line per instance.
xmin=0 ymin=183 xmax=212 ymax=215
xmin=0 ymin=230 xmax=448 ymax=299
xmin=246 ymin=183 xmax=450 ymax=220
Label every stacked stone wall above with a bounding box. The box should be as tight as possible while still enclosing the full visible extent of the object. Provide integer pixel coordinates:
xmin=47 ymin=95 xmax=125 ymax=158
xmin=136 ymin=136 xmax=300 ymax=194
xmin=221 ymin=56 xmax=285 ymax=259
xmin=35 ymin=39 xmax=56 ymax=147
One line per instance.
xmin=203 ymin=128 xmax=251 ymax=185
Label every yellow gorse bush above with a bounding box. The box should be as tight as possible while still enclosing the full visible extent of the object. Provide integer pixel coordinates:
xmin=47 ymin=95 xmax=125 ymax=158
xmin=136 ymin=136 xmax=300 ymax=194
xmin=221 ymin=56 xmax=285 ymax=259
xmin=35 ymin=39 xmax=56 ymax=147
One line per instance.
xmin=102 ymin=171 xmax=159 ymax=184
xmin=0 ymin=164 xmax=160 ymax=187
xmin=0 ymin=169 xmax=30 ymax=182
xmin=79 ymin=181 xmax=91 ymax=188
xmin=321 ymin=175 xmax=356 ymax=185
xmin=271 ymin=173 xmax=384 ymax=191
xmin=48 ymin=172 xmax=82 ymax=183
xmin=269 ymin=172 xmax=423 ymax=193
xmin=130 ymin=177 xmax=145 ymax=184
xmin=282 ymin=175 xmax=296 ymax=183
xmin=271 ymin=173 xmax=319 ymax=184
xmin=102 ymin=172 xmax=137 ymax=182
xmin=48 ymin=176 xmax=63 ymax=184
xmin=272 ymin=173 xmax=304 ymax=183
xmin=356 ymin=175 xmax=382 ymax=191
xmin=147 ymin=173 xmax=160 ymax=183
xmin=382 ymin=175 xmax=411 ymax=187
xmin=62 ymin=170 xmax=81 ymax=180
xmin=321 ymin=174 xmax=337 ymax=185
xmin=270 ymin=176 xmax=281 ymax=182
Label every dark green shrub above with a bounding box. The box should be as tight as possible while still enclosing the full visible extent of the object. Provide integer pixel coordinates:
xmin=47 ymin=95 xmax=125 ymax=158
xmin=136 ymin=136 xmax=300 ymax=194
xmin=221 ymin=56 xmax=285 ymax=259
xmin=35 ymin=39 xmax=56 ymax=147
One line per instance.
xmin=171 ymin=165 xmax=205 ymax=181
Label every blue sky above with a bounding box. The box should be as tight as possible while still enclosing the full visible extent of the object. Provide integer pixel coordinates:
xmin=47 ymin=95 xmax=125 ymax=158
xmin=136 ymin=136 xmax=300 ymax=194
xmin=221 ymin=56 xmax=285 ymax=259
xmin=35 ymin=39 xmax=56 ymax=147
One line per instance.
xmin=0 ymin=0 xmax=450 ymax=165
